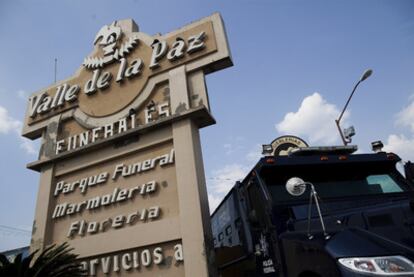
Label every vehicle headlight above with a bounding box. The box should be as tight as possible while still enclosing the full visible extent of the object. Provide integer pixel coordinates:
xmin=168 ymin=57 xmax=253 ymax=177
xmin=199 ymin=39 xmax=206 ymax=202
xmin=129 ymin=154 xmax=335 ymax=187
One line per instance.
xmin=338 ymin=256 xmax=414 ymax=275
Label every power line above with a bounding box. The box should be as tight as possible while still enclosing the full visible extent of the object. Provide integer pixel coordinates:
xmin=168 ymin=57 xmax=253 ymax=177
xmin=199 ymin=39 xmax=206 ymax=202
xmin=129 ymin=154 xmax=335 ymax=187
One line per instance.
xmin=207 ymin=177 xmax=232 ymax=181
xmin=0 ymin=225 xmax=31 ymax=237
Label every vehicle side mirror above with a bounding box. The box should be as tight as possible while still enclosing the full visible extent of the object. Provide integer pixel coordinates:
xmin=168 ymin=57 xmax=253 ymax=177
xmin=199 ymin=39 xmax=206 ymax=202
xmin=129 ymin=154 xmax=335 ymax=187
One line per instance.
xmin=286 ymin=177 xmax=307 ymax=196
xmin=405 ymin=161 xmax=414 ymax=184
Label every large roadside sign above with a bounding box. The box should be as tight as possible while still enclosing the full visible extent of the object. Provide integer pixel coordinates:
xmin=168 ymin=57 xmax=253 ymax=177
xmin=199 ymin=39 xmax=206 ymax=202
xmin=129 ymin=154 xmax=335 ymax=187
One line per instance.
xmin=22 ymin=13 xmax=232 ymax=276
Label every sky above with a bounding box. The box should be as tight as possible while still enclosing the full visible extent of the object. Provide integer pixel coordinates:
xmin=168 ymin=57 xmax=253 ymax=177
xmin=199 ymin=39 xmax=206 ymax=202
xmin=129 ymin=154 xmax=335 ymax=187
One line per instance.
xmin=0 ymin=0 xmax=413 ymax=251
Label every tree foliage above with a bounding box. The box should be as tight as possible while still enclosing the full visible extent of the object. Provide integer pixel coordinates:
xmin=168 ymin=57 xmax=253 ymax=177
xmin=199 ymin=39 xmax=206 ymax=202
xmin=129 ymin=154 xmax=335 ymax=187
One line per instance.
xmin=0 ymin=242 xmax=86 ymax=277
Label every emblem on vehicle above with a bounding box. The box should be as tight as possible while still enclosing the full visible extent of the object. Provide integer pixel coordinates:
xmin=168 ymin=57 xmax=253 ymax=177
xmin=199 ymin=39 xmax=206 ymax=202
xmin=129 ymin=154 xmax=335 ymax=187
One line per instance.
xmin=271 ymin=135 xmax=308 ymax=156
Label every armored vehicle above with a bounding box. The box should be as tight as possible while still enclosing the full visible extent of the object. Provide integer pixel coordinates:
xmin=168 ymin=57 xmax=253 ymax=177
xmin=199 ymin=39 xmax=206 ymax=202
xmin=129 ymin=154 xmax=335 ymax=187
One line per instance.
xmin=211 ymin=136 xmax=414 ymax=276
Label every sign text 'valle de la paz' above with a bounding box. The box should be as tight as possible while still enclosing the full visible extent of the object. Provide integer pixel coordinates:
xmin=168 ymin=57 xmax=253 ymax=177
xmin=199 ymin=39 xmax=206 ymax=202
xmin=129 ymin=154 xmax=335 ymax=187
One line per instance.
xmin=22 ymin=13 xmax=232 ymax=276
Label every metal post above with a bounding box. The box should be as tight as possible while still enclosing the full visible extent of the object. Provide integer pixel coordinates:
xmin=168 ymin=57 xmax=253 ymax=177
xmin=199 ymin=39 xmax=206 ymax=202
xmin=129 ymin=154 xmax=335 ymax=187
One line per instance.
xmin=310 ymin=185 xmax=329 ymax=239
xmin=54 ymin=58 xmax=57 ymax=83
xmin=336 ymin=80 xmax=361 ymax=146
xmin=335 ymin=119 xmax=347 ymax=146
xmin=307 ymin=190 xmax=314 ymax=239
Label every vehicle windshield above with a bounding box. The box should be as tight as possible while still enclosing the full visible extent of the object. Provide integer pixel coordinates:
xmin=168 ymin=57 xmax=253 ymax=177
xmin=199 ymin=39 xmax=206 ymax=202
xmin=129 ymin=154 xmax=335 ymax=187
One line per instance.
xmin=260 ymin=161 xmax=409 ymax=203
